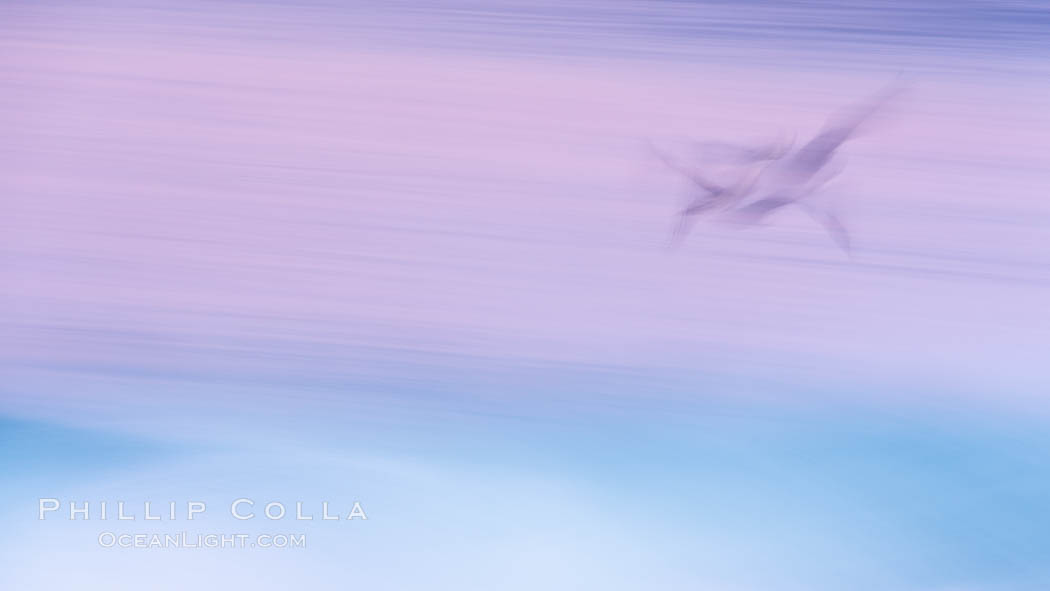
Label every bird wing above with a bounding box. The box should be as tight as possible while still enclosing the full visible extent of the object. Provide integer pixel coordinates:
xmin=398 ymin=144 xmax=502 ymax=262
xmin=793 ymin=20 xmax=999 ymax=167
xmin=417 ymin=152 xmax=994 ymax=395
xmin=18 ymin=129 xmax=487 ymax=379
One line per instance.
xmin=798 ymin=204 xmax=852 ymax=254
xmin=647 ymin=141 xmax=725 ymax=194
xmin=791 ymin=81 xmax=904 ymax=175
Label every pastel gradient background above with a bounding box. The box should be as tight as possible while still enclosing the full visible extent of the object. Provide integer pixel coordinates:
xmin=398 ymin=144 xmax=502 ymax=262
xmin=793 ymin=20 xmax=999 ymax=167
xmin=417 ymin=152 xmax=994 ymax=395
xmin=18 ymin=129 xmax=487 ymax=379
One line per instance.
xmin=2 ymin=1 xmax=1049 ymax=589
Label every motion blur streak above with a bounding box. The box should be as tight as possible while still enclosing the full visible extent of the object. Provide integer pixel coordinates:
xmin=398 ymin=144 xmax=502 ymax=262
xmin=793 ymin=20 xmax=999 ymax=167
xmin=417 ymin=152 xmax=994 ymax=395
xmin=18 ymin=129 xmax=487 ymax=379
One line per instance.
xmin=2 ymin=2 xmax=1049 ymax=590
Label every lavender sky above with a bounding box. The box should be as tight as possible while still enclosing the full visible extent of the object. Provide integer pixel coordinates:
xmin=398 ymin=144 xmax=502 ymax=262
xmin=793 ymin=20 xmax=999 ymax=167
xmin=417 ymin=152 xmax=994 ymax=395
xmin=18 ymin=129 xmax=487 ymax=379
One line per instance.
xmin=2 ymin=1 xmax=1050 ymax=589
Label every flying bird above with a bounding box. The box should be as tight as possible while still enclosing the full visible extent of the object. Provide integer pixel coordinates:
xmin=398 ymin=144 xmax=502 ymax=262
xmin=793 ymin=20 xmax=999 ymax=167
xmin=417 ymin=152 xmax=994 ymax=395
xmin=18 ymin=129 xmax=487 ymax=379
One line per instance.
xmin=655 ymin=82 xmax=904 ymax=253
